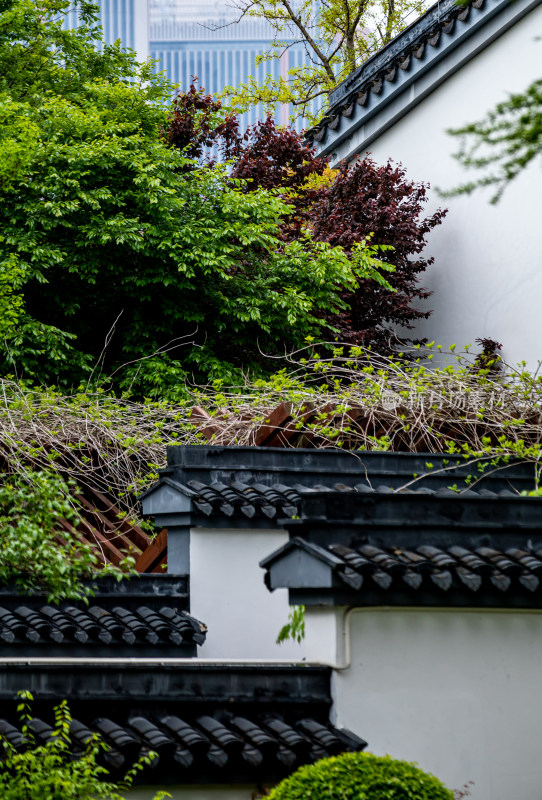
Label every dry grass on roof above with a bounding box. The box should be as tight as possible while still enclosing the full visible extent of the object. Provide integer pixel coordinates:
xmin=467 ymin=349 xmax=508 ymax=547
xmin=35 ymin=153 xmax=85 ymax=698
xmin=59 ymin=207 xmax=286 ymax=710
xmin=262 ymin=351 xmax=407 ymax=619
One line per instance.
xmin=190 ymin=346 xmax=542 ymax=458
xmin=1 ymin=343 xmax=541 ymax=538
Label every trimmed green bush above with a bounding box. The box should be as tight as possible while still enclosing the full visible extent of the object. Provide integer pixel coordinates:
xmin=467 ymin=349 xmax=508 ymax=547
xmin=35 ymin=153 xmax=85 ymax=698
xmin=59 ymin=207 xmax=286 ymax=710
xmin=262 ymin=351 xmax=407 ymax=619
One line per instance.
xmin=267 ymin=752 xmax=454 ymax=800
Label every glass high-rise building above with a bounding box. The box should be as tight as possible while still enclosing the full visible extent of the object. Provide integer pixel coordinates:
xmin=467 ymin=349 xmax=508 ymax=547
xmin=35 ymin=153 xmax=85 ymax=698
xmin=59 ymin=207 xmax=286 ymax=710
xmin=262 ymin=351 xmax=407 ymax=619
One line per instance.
xmin=149 ymin=0 xmax=312 ymax=130
xmin=65 ymin=0 xmax=315 ymax=131
xmin=64 ymin=0 xmax=149 ymax=60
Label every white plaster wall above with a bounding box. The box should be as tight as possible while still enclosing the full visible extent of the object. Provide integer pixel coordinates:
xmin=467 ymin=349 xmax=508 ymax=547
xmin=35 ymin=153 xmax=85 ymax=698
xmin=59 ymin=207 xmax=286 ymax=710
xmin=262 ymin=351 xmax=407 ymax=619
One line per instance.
xmin=190 ymin=528 xmax=305 ymax=659
xmin=129 ymin=785 xmax=253 ymax=799
xmin=333 ymin=608 xmax=542 ymax=800
xmin=303 ymin=606 xmax=345 ymax=664
xmin=352 ymin=5 xmax=542 ymax=367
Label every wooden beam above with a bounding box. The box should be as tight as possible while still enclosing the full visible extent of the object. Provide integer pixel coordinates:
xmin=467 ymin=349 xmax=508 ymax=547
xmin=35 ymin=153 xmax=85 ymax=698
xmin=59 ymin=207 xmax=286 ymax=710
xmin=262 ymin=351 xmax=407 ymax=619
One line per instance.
xmin=134 ymin=529 xmax=168 ymax=574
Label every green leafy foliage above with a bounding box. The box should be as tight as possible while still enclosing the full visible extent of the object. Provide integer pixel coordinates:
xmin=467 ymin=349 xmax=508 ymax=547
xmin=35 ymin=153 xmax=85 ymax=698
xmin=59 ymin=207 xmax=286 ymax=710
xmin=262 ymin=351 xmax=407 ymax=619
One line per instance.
xmin=0 ymin=0 xmax=391 ymax=393
xmin=266 ymin=751 xmax=453 ymax=800
xmin=277 ymin=605 xmax=305 ymax=644
xmin=0 ymin=254 xmax=25 ymax=341
xmin=0 ymin=691 xmax=170 ymax=800
xmin=443 ymin=77 xmax=542 ymax=203
xmin=221 ymin=0 xmax=427 ymax=123
xmin=0 ymin=468 xmax=130 ymax=602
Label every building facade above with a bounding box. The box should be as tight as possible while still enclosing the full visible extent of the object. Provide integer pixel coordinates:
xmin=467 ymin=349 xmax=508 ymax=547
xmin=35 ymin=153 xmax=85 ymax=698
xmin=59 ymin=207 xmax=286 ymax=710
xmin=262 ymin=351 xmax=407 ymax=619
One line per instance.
xmin=64 ymin=0 xmax=316 ymax=130
xmin=149 ymin=0 xmax=315 ymax=131
xmin=64 ymin=0 xmax=150 ymax=60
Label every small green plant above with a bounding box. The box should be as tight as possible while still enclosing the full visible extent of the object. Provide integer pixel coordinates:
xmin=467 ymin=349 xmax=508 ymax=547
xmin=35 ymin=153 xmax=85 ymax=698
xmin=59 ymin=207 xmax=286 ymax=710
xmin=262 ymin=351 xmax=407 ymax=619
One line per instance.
xmin=267 ymin=751 xmax=453 ymax=800
xmin=443 ymin=77 xmax=542 ymax=203
xmin=277 ymin=605 xmax=305 ymax=645
xmin=0 ymin=691 xmax=170 ymax=800
xmin=0 ymin=468 xmax=132 ymax=602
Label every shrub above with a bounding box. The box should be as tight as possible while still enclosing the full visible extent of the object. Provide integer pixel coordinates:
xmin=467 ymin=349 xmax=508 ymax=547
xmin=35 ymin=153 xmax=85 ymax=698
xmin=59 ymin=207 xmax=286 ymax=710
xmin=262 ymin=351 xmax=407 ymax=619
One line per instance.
xmin=168 ymin=89 xmax=446 ymax=352
xmin=267 ymin=751 xmax=454 ymax=800
xmin=310 ymin=157 xmax=447 ymax=349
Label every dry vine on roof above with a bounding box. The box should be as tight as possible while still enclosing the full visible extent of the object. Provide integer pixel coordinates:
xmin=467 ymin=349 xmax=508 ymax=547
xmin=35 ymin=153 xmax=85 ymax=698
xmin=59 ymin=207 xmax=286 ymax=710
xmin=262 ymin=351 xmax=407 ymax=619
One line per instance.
xmin=1 ymin=341 xmax=541 ymax=537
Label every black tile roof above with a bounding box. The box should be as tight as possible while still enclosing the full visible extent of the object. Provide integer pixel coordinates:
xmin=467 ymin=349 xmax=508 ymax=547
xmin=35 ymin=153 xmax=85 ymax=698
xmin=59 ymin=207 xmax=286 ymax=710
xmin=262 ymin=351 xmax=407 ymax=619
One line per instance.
xmin=0 ymin=663 xmax=366 ymax=784
xmin=0 ymin=576 xmax=206 ymax=657
xmin=142 ymin=446 xmax=536 ymax=527
xmin=153 ymin=478 xmax=536 ymax=522
xmin=306 ymin=0 xmax=484 ymax=146
xmin=0 ymin=709 xmax=363 ymax=780
xmin=260 ymin=489 xmax=542 ymax=607
xmin=263 ymin=536 xmax=542 ymax=605
xmin=163 ymin=445 xmax=535 ymax=492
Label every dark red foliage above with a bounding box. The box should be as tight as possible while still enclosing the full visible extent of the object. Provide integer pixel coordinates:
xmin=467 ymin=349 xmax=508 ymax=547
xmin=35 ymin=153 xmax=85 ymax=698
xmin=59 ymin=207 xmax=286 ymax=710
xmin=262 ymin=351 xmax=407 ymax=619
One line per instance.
xmin=165 ymin=85 xmax=447 ymax=350
xmin=165 ymin=80 xmax=240 ymax=162
xmin=309 ymin=157 xmax=447 ymax=348
xmin=231 ymin=117 xmax=326 ymax=191
xmin=474 ymin=337 xmax=503 ymax=372
xmin=231 ymin=117 xmax=327 ymax=239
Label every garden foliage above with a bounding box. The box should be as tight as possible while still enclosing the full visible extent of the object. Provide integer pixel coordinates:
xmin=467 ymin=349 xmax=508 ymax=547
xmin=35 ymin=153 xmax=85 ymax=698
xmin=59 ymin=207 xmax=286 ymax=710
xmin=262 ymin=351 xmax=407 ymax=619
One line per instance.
xmin=266 ymin=751 xmax=453 ymax=800
xmin=0 ymin=1 xmax=390 ymax=393
xmin=0 ymin=469 xmax=130 ymax=602
xmin=0 ymin=691 xmax=169 ymax=799
xmin=310 ymin=158 xmax=447 ymax=348
xmin=167 ymin=94 xmax=446 ymax=351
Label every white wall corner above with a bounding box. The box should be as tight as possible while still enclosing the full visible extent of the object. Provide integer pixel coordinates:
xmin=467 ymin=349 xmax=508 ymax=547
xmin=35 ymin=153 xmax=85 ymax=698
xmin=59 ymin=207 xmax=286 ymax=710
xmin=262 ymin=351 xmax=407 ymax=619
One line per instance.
xmin=190 ymin=527 xmax=306 ymax=660
xmin=304 ymin=606 xmax=348 ymax=665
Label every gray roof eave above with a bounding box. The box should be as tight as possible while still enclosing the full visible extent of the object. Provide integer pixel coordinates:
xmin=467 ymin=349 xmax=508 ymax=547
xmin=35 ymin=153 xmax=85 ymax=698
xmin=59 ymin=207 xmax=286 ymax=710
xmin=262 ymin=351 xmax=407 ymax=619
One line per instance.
xmin=260 ymin=536 xmax=345 ymax=570
xmin=327 ymin=0 xmax=459 ymax=108
xmin=311 ymin=0 xmax=541 ymax=162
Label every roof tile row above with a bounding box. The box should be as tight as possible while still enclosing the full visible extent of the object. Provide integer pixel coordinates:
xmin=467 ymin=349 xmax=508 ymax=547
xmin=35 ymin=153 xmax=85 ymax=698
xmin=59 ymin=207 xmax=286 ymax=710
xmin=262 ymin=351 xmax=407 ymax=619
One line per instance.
xmin=0 ymin=603 xmax=206 ymax=647
xmin=0 ymin=711 xmax=365 ymax=774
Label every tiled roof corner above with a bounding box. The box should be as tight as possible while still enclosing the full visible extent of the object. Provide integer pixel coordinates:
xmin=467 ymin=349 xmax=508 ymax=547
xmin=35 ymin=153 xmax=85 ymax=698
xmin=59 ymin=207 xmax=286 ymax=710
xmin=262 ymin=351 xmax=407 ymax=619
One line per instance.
xmin=261 ymin=489 xmax=542 ymax=607
xmin=306 ymin=0 xmax=539 ymax=158
xmin=0 ymin=576 xmax=206 ymax=657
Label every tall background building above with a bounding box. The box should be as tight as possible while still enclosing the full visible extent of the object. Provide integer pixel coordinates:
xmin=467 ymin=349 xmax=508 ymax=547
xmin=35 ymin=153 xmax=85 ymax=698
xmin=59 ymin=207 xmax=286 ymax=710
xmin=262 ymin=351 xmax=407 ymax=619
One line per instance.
xmin=149 ymin=0 xmax=312 ymax=130
xmin=65 ymin=0 xmax=315 ymax=131
xmin=64 ymin=0 xmax=150 ymax=60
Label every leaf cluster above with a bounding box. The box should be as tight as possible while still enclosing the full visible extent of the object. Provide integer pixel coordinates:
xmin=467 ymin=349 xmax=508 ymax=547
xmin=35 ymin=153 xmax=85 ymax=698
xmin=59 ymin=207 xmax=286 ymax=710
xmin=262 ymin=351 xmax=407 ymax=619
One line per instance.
xmin=276 ymin=604 xmax=305 ymax=644
xmin=309 ymin=157 xmax=447 ymax=348
xmin=443 ymin=77 xmax=542 ymax=203
xmin=167 ymin=100 xmax=445 ymax=351
xmin=0 ymin=467 xmax=130 ymax=602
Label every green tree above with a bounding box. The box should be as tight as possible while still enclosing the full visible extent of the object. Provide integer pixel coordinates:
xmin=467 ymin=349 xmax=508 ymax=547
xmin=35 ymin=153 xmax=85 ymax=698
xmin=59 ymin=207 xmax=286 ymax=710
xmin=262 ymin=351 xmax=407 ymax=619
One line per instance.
xmin=222 ymin=0 xmax=427 ymax=123
xmin=0 ymin=0 xmax=391 ymax=393
xmin=444 ymin=77 xmax=542 ymax=203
